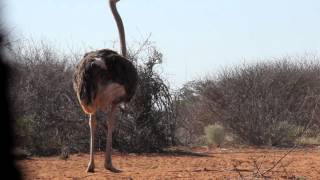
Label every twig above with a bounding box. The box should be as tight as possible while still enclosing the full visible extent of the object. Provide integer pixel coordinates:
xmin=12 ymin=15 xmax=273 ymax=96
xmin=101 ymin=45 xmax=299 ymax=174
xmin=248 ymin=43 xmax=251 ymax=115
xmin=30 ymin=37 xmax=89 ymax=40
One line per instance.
xmin=130 ymin=33 xmax=152 ymax=58
xmin=252 ymin=158 xmax=263 ymax=178
xmin=261 ymin=146 xmax=296 ymax=176
xmin=232 ymin=163 xmax=245 ymax=180
xmin=168 ymin=168 xmax=226 ymax=173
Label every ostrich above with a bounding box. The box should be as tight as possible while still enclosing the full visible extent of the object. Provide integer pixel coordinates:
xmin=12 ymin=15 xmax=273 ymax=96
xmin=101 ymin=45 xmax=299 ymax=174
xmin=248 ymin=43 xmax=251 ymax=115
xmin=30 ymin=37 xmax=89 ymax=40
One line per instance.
xmin=73 ymin=0 xmax=138 ymax=173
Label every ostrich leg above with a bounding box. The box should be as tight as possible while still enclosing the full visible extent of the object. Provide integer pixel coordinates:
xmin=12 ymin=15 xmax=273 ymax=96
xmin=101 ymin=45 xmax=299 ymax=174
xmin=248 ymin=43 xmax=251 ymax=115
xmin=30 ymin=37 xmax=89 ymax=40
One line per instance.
xmin=87 ymin=114 xmax=97 ymax=172
xmin=104 ymin=104 xmax=121 ymax=172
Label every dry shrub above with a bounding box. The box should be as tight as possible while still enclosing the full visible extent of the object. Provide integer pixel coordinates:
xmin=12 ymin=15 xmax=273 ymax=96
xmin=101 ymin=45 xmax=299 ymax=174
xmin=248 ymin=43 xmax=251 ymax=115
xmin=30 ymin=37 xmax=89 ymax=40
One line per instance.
xmin=114 ymin=44 xmax=176 ymax=152
xmin=204 ymin=124 xmax=225 ymax=147
xmin=174 ymin=82 xmax=214 ymax=145
xmin=178 ymin=58 xmax=320 ymax=146
xmin=203 ymin=59 xmax=320 ymax=145
xmin=8 ymin=41 xmax=87 ymax=155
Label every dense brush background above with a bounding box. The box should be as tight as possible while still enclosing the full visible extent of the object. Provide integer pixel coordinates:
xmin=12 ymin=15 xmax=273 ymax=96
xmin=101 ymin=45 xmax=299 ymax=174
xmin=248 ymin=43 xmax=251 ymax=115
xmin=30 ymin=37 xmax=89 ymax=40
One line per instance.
xmin=5 ymin=39 xmax=320 ymax=156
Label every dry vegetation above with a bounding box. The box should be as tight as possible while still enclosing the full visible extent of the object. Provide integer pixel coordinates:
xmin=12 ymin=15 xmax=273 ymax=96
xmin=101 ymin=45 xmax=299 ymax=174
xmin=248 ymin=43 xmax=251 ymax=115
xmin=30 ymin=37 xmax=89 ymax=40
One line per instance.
xmin=8 ymin=39 xmax=176 ymax=156
xmin=6 ymin=39 xmax=320 ymax=179
xmin=175 ymin=58 xmax=320 ymax=147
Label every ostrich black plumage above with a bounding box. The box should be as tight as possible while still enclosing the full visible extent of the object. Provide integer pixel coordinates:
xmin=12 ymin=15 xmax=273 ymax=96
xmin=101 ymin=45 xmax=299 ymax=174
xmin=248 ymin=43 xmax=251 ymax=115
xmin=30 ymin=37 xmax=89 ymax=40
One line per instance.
xmin=73 ymin=0 xmax=137 ymax=173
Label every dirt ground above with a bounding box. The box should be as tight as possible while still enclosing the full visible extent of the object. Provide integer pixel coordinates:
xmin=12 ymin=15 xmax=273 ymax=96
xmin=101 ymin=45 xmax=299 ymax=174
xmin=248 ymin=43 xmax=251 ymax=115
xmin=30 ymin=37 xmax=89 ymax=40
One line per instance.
xmin=18 ymin=146 xmax=320 ymax=179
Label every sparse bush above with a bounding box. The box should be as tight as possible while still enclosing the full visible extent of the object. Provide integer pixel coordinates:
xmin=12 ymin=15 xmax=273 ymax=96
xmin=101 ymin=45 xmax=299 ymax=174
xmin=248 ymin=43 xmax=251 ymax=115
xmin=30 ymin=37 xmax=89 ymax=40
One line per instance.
xmin=114 ymin=44 xmax=176 ymax=152
xmin=270 ymin=121 xmax=302 ymax=146
xmin=204 ymin=124 xmax=225 ymax=147
xmin=296 ymin=134 xmax=320 ymax=145
xmin=174 ymin=82 xmax=214 ymax=145
xmin=178 ymin=58 xmax=320 ymax=146
xmin=8 ymin=41 xmax=87 ymax=155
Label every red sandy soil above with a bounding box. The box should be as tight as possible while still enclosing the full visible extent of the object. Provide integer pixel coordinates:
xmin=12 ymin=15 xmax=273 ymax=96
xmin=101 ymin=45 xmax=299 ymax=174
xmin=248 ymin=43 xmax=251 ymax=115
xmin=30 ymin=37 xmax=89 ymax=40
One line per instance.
xmin=18 ymin=147 xmax=320 ymax=179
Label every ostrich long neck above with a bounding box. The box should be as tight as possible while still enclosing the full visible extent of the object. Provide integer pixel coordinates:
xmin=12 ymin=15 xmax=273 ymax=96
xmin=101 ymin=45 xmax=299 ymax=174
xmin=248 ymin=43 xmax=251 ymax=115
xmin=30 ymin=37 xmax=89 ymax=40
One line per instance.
xmin=109 ymin=0 xmax=127 ymax=58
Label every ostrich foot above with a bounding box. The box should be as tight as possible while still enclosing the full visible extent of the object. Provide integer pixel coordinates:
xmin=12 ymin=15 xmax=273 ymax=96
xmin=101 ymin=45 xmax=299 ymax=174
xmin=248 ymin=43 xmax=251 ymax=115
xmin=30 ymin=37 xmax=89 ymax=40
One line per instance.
xmin=86 ymin=163 xmax=95 ymax=173
xmin=104 ymin=163 xmax=122 ymax=173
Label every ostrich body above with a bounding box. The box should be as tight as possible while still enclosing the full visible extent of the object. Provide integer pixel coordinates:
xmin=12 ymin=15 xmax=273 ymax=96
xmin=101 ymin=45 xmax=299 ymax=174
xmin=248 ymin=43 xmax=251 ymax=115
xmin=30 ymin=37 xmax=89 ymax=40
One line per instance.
xmin=73 ymin=0 xmax=137 ymax=173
